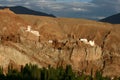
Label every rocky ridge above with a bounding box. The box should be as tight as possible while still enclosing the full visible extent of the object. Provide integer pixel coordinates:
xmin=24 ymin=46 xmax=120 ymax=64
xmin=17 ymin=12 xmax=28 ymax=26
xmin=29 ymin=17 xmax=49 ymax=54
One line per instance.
xmin=0 ymin=8 xmax=120 ymax=77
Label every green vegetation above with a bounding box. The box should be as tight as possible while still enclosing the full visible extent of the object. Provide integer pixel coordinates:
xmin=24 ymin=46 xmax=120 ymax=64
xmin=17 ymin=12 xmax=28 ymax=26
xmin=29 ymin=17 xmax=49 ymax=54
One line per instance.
xmin=0 ymin=64 xmax=119 ymax=80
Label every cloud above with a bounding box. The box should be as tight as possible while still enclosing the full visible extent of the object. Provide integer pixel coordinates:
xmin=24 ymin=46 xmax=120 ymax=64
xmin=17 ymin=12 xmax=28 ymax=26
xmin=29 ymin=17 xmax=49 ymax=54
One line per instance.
xmin=87 ymin=0 xmax=120 ymax=19
xmin=96 ymin=16 xmax=106 ymax=20
xmin=72 ymin=8 xmax=87 ymax=11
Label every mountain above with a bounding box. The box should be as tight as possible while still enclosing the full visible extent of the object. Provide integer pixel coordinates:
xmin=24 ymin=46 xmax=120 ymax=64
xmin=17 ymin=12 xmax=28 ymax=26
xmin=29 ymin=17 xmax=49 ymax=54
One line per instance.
xmin=0 ymin=8 xmax=120 ymax=77
xmin=100 ymin=13 xmax=120 ymax=24
xmin=0 ymin=6 xmax=56 ymax=17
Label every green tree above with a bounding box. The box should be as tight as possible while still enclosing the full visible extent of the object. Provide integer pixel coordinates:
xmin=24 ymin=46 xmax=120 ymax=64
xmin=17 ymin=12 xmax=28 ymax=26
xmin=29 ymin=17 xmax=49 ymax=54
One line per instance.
xmin=0 ymin=64 xmax=119 ymax=80
xmin=57 ymin=66 xmax=65 ymax=80
xmin=31 ymin=64 xmax=41 ymax=80
xmin=94 ymin=70 xmax=103 ymax=80
xmin=0 ymin=67 xmax=5 ymax=80
xmin=64 ymin=65 xmax=75 ymax=80
xmin=41 ymin=67 xmax=48 ymax=80
xmin=6 ymin=66 xmax=22 ymax=80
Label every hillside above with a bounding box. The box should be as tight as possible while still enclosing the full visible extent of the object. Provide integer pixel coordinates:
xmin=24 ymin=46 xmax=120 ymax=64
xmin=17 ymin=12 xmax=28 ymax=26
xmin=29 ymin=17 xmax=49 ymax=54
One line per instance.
xmin=0 ymin=6 xmax=55 ymax=17
xmin=100 ymin=13 xmax=120 ymax=24
xmin=0 ymin=8 xmax=120 ymax=77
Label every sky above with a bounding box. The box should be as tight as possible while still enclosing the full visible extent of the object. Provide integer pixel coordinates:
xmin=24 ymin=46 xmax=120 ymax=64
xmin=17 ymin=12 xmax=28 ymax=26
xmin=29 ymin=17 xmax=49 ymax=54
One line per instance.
xmin=0 ymin=0 xmax=120 ymax=20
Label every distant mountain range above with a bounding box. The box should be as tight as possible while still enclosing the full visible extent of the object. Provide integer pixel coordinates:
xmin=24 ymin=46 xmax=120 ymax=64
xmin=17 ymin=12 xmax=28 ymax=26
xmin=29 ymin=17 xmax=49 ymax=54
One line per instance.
xmin=100 ymin=13 xmax=120 ymax=24
xmin=0 ymin=6 xmax=56 ymax=17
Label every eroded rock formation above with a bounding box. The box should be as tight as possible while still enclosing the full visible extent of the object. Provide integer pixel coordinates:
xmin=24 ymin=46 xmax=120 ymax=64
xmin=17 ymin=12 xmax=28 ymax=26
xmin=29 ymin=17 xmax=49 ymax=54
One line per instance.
xmin=0 ymin=9 xmax=120 ymax=77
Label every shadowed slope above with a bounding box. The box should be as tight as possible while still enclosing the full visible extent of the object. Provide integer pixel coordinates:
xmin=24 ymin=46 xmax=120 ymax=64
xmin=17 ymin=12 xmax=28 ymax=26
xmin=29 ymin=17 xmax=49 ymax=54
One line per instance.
xmin=100 ymin=13 xmax=120 ymax=24
xmin=0 ymin=6 xmax=55 ymax=17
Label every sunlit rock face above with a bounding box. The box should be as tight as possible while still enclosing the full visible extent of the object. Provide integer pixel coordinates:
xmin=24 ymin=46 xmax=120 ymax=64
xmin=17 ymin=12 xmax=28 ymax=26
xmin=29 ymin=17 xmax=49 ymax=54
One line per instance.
xmin=0 ymin=8 xmax=120 ymax=77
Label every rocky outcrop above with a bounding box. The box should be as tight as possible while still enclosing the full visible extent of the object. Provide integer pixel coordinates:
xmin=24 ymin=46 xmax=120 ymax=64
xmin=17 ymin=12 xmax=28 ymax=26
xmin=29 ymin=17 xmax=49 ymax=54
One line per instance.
xmin=0 ymin=8 xmax=15 ymax=14
xmin=0 ymin=9 xmax=120 ymax=77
